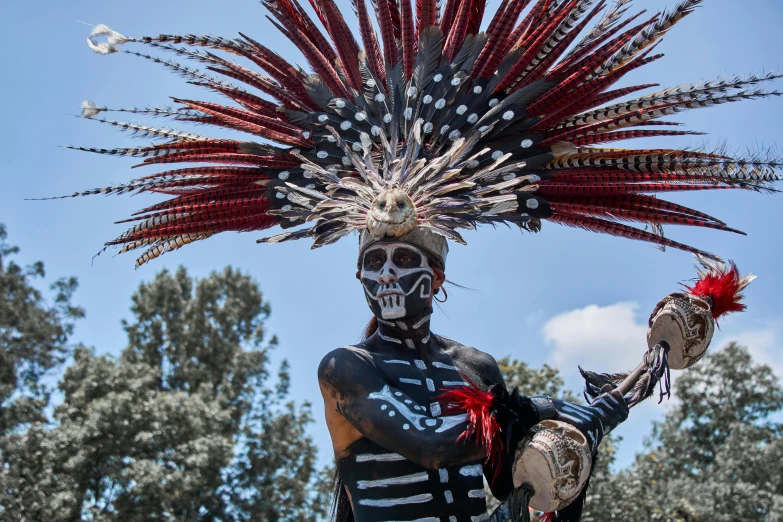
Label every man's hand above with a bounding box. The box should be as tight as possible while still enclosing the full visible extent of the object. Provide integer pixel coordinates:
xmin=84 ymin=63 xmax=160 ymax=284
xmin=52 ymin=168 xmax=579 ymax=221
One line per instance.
xmin=550 ymin=390 xmax=628 ymax=453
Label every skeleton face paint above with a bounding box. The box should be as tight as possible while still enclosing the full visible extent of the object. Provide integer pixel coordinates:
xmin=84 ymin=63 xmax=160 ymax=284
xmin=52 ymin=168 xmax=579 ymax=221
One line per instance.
xmin=360 ymin=242 xmax=433 ymax=320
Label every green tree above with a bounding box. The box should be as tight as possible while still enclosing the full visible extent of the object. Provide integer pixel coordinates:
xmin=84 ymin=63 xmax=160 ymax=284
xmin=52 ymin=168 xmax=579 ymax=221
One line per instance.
xmin=0 ymin=223 xmax=84 ymax=433
xmin=497 ymin=357 xmax=579 ymax=403
xmin=1 ymin=265 xmax=329 ymax=522
xmin=586 ymin=343 xmax=783 ymax=522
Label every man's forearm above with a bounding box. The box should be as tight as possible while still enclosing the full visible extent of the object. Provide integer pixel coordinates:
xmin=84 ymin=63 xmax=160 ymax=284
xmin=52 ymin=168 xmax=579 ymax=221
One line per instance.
xmin=337 ymin=384 xmax=487 ymax=469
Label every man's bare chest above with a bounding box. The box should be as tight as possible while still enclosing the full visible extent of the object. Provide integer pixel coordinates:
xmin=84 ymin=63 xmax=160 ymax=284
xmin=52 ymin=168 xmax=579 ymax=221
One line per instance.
xmin=369 ymin=350 xmax=472 ymax=409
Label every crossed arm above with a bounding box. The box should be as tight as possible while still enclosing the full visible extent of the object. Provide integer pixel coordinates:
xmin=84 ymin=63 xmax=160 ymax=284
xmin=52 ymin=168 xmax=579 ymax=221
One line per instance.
xmin=319 ymin=344 xmax=630 ymax=506
xmin=318 ymin=346 xmax=487 ymax=469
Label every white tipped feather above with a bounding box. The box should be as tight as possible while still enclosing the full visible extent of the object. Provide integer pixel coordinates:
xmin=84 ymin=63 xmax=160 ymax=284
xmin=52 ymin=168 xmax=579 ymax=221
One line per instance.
xmin=87 ymin=24 xmax=132 ymax=54
xmin=81 ymin=100 xmax=105 ymax=119
xmin=550 ymin=141 xmax=578 ymax=157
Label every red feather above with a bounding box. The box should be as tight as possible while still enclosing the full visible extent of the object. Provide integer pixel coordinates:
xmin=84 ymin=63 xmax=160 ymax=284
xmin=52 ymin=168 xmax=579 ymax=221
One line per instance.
xmin=497 ymin=0 xmax=578 ymax=92
xmin=533 ymin=83 xmax=660 ymax=131
xmin=276 ymin=0 xmax=338 ymax=63
xmin=467 ymin=0 xmax=486 ymax=35
xmin=400 ymin=0 xmax=415 ymax=79
xmin=685 ymin=262 xmax=753 ymax=321
xmin=549 ymin=10 xmax=650 ymax=77
xmin=523 ymin=1 xmax=607 ymax=84
xmin=118 ymin=197 xmax=271 ymax=223
xmin=354 ymin=0 xmax=386 ymax=82
xmin=232 ymin=36 xmax=312 ymax=105
xmin=570 ymin=129 xmax=702 ymax=146
xmin=386 ymin=0 xmax=402 ymax=40
xmin=239 ymin=32 xmax=308 ymax=85
xmin=267 ymin=18 xmax=349 ymax=98
xmin=442 ymin=0 xmax=473 ymax=62
xmin=131 ymin=186 xmax=268 ymax=216
xmin=375 ymin=0 xmax=399 ymax=65
xmin=313 ymin=0 xmax=363 ymax=90
xmin=134 ymin=153 xmax=298 ymax=169
xmin=417 ymin=0 xmax=437 ymax=34
xmin=550 ymin=212 xmax=720 ymax=260
xmin=205 ymin=61 xmax=309 ymax=111
xmin=524 ymin=16 xmax=656 ymax=110
xmin=472 ymin=0 xmax=529 ymax=80
xmin=437 ymin=376 xmax=504 ymax=475
xmin=439 ymin=0 xmax=460 ymax=42
xmin=511 ymin=0 xmax=554 ymax=50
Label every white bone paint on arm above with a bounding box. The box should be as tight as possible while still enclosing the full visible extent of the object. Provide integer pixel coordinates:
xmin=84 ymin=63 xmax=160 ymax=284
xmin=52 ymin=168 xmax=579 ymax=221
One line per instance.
xmin=319 ymin=346 xmax=485 ymax=468
xmin=368 ymin=385 xmax=468 ymax=433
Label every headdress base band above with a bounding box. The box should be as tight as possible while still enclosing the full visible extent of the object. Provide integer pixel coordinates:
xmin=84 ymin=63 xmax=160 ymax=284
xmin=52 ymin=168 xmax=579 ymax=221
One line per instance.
xmin=358 ymin=228 xmax=449 ymax=270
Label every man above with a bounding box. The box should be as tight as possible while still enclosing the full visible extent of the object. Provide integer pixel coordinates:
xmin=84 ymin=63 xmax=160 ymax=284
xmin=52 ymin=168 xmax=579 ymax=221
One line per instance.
xmin=319 ymin=229 xmax=628 ymax=521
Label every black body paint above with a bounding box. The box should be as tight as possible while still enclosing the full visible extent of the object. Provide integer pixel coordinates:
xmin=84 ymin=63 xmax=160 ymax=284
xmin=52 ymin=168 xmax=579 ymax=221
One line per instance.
xmin=319 ymin=325 xmax=516 ymax=521
xmin=550 ymin=392 xmax=629 ymax=453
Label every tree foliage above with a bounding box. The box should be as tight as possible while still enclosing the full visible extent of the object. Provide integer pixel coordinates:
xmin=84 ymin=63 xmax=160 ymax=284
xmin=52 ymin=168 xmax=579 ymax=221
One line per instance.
xmin=586 ymin=343 xmax=783 ymax=522
xmin=0 ymin=257 xmax=329 ymax=521
xmin=2 ymin=222 xmax=781 ymax=522
xmin=0 ymin=223 xmax=84 ymax=432
xmin=497 ymin=357 xmax=580 ymax=403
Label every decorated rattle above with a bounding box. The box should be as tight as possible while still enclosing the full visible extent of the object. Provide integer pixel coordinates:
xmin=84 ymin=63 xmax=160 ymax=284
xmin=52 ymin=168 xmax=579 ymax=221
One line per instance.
xmin=442 ymin=257 xmax=755 ymax=519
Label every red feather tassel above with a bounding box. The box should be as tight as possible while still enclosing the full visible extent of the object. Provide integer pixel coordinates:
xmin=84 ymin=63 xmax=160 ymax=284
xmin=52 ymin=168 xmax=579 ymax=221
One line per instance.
xmin=437 ymin=376 xmax=504 ymax=474
xmin=685 ymin=261 xmax=755 ymax=321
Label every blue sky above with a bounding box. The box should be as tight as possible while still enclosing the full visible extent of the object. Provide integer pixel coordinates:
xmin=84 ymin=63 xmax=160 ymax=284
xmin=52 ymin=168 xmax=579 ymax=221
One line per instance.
xmin=2 ymin=0 xmax=782 ymax=472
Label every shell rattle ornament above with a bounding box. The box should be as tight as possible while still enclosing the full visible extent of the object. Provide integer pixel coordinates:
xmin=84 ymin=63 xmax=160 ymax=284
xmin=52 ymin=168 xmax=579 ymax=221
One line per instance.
xmin=647 ymin=256 xmax=756 ymax=370
xmin=511 ymin=420 xmax=592 ymax=514
xmin=442 ymin=257 xmax=756 ymax=518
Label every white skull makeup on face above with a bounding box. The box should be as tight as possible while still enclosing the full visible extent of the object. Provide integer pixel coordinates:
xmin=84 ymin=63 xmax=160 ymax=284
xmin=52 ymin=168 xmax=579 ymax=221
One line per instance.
xmin=360 ymin=242 xmax=433 ymax=320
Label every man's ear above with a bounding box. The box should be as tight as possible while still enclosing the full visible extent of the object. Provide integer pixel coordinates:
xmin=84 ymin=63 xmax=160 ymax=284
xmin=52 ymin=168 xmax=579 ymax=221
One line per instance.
xmin=432 ymin=267 xmax=446 ymax=290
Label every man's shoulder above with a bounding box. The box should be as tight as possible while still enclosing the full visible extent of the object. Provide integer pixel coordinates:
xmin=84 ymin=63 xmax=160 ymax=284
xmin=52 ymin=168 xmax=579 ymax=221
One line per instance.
xmin=437 ymin=336 xmax=502 ymax=381
xmin=438 ymin=336 xmax=496 ymax=365
xmin=318 ymin=345 xmax=377 ymax=381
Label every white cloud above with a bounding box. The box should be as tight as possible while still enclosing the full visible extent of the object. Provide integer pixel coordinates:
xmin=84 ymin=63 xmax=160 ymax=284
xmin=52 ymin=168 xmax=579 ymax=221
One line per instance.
xmin=543 ymin=301 xmax=648 ymax=375
xmin=543 ymin=301 xmax=783 ymax=383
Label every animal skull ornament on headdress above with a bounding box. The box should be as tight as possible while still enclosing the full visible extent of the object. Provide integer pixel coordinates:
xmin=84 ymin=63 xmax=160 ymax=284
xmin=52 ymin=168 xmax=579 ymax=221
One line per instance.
xmin=366 ymin=189 xmax=418 ymax=238
xmin=49 ymin=0 xmax=783 ymax=267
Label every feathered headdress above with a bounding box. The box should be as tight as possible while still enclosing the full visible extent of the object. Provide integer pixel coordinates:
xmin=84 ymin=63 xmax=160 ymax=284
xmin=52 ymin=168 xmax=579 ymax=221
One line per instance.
xmin=54 ymin=0 xmax=781 ymax=267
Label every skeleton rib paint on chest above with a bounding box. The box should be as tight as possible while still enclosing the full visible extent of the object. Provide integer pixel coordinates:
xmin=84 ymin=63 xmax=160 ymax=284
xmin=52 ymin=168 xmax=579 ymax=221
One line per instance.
xmin=336 ymin=338 xmax=491 ymax=521
xmin=347 ymin=237 xmax=494 ymax=520
xmin=344 ymin=435 xmax=488 ymax=521
xmin=377 ymin=344 xmax=474 ymax=423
